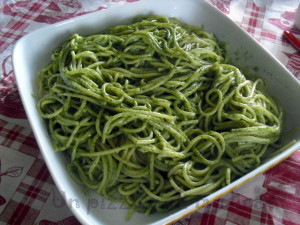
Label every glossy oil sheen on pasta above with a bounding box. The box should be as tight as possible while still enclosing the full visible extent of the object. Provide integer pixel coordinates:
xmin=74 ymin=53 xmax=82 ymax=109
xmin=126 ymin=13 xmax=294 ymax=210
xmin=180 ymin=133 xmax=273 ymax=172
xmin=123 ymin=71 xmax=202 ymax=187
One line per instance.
xmin=37 ymin=15 xmax=283 ymax=218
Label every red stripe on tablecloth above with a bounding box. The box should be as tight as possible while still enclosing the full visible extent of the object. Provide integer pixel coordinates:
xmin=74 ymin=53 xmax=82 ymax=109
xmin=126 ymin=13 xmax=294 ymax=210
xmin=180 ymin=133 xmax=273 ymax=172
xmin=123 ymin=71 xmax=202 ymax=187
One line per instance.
xmin=200 ymin=214 xmax=216 ymax=225
xmin=17 ymin=182 xmax=49 ymax=202
xmin=19 ymin=2 xmax=44 ymax=20
xmin=239 ymin=1 xmax=279 ymax=44
xmin=246 ymin=10 xmax=265 ymax=18
xmin=0 ymin=41 xmax=11 ymax=52
xmin=5 ymin=161 xmax=51 ymax=224
xmin=0 ymin=120 xmax=38 ymax=150
xmin=19 ymin=137 xmax=40 ymax=158
xmin=261 ymin=189 xmax=300 ymax=214
xmin=242 ymin=16 xmax=263 ymax=29
xmin=282 ymin=220 xmax=300 ymax=225
xmin=289 ymin=58 xmax=300 ymax=71
xmin=2 ymin=31 xmax=18 ymax=39
xmin=0 ymin=33 xmax=25 ymax=53
xmin=228 ymin=201 xmax=252 ymax=219
xmin=8 ymin=204 xmax=30 ymax=225
xmin=259 ymin=211 xmax=275 ymax=225
xmin=27 ymin=158 xmax=51 ymax=183
xmin=35 ymin=161 xmax=50 ymax=182
xmin=6 ymin=20 xmax=29 ymax=31
xmin=0 ymin=119 xmax=40 ymax=157
xmin=1 ymin=125 xmax=24 ymax=147
xmin=248 ymin=2 xmax=266 ymax=13
xmin=7 ymin=202 xmax=39 ymax=225
xmin=261 ymin=30 xmax=277 ymax=42
xmin=21 ymin=135 xmax=39 ymax=149
xmin=0 ymin=200 xmax=28 ymax=224
xmin=250 ymin=17 xmax=258 ymax=27
xmin=0 ymin=1 xmax=47 ymax=52
xmin=213 ymin=198 xmax=227 ymax=210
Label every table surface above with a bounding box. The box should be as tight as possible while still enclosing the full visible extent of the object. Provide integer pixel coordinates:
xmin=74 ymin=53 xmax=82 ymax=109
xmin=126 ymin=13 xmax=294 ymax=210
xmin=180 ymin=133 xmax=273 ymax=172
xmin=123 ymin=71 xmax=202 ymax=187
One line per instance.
xmin=1 ymin=0 xmax=300 ymax=224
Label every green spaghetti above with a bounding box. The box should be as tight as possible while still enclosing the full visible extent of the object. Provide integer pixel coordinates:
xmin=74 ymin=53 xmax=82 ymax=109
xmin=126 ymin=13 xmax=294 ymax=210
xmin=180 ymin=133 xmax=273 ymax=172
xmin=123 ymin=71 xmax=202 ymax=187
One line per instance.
xmin=37 ymin=15 xmax=283 ymax=217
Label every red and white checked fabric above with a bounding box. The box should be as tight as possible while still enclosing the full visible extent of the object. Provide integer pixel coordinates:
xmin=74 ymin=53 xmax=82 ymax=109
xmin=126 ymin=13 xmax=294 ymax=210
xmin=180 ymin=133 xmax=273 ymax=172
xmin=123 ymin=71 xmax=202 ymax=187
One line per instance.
xmin=0 ymin=0 xmax=300 ymax=225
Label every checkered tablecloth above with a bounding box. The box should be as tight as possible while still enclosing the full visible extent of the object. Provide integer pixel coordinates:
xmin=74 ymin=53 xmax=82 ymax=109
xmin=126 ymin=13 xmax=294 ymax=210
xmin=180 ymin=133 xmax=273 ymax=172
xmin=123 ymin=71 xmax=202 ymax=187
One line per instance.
xmin=1 ymin=0 xmax=300 ymax=224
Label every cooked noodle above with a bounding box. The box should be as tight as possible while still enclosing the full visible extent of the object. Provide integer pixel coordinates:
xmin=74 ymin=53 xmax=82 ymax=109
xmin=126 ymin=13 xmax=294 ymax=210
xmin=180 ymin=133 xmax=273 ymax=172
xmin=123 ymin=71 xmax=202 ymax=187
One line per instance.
xmin=37 ymin=15 xmax=283 ymax=217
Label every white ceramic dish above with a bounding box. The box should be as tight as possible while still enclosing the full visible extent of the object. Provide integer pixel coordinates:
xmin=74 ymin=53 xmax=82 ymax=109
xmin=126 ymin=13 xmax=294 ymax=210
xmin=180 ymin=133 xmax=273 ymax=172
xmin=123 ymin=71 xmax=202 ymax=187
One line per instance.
xmin=12 ymin=0 xmax=300 ymax=224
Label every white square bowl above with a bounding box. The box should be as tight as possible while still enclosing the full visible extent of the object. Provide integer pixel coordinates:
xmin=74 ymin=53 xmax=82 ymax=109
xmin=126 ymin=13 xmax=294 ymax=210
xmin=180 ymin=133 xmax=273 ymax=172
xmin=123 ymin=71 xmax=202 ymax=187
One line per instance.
xmin=12 ymin=0 xmax=300 ymax=224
